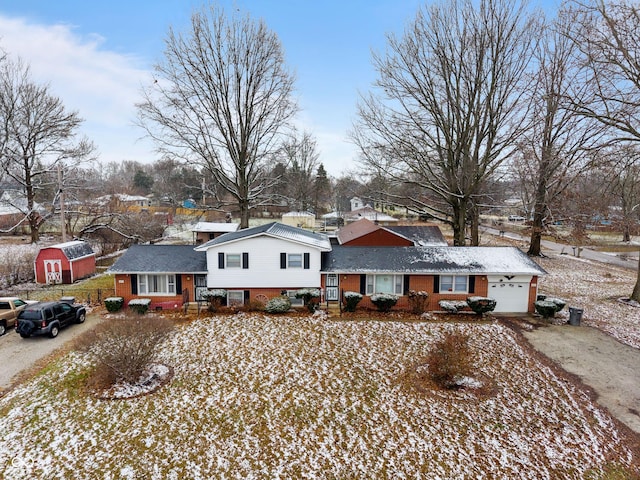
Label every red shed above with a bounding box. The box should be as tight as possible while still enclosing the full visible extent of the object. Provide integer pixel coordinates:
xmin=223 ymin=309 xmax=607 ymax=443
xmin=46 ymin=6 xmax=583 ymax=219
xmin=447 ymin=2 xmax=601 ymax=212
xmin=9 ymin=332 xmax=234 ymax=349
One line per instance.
xmin=34 ymin=240 xmax=96 ymax=284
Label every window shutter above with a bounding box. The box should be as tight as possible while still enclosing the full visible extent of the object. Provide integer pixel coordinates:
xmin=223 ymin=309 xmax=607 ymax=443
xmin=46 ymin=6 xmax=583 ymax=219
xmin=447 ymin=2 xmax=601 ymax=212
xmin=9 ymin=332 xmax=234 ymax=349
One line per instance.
xmin=242 ymin=252 xmax=249 ymax=269
xmin=218 ymin=252 xmax=225 ymax=269
xmin=303 ymin=252 xmax=310 ymax=269
xmin=360 ymin=275 xmax=367 ymax=295
xmin=176 ymin=275 xmax=182 ymax=294
xmin=280 ymin=253 xmax=287 ymax=269
xmin=403 ymin=275 xmax=410 ymax=295
xmin=433 ymin=275 xmax=439 ymax=293
xmin=131 ymin=274 xmax=138 ymax=294
xmin=244 ymin=290 xmax=250 ymax=303
xmin=468 ymin=275 xmax=475 ymax=294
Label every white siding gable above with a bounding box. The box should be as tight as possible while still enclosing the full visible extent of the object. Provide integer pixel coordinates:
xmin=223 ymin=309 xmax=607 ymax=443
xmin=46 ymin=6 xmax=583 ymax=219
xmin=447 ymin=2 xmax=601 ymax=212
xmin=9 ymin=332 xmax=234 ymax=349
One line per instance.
xmin=206 ymin=235 xmax=322 ymax=288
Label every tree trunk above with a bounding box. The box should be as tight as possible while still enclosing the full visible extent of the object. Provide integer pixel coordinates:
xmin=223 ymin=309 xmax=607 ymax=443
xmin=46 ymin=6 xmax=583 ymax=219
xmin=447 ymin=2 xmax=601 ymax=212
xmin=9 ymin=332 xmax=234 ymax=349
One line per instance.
xmin=631 ymin=251 xmax=640 ymax=302
xmin=451 ymin=202 xmax=467 ymax=246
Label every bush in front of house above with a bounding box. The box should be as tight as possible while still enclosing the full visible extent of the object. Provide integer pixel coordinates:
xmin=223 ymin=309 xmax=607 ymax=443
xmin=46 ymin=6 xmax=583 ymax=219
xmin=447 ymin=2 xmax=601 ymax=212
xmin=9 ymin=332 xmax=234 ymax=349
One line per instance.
xmin=439 ymin=300 xmax=468 ymax=313
xmin=104 ymin=297 xmax=124 ymax=313
xmin=535 ymin=299 xmax=566 ymax=318
xmin=370 ymin=293 xmax=399 ymax=312
xmin=466 ymin=296 xmax=497 ymax=315
xmin=408 ymin=290 xmax=429 ymax=314
xmin=77 ymin=315 xmax=174 ymax=387
xmin=201 ymin=289 xmax=227 ymax=312
xmin=295 ymin=288 xmax=321 ymax=313
xmin=128 ymin=298 xmax=151 ymax=315
xmin=426 ymin=331 xmax=474 ymax=389
xmin=343 ymin=291 xmax=363 ymax=312
xmin=264 ymin=295 xmax=292 ymax=314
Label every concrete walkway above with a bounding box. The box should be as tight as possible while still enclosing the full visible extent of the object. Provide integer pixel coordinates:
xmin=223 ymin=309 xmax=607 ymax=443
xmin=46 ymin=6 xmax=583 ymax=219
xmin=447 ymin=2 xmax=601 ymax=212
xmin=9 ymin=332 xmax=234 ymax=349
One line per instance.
xmin=522 ymin=323 xmax=640 ymax=434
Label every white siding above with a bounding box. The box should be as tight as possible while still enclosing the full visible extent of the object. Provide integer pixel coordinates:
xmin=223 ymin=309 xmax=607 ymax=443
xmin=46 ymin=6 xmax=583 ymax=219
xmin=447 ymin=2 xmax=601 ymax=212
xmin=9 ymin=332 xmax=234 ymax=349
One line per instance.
xmin=205 ymin=236 xmax=322 ymax=288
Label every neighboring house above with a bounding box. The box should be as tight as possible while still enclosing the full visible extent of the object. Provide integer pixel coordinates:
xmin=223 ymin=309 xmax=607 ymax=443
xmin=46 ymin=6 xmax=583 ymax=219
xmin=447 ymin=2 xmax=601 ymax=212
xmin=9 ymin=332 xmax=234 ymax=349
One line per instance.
xmin=281 ymin=211 xmax=315 ymax=229
xmin=34 ymin=241 xmax=96 ymax=285
xmin=109 ymin=244 xmax=208 ymax=309
xmin=108 ymin=221 xmax=545 ymax=314
xmin=193 ymin=222 xmax=332 ymax=307
xmin=192 ymin=222 xmax=240 ymax=245
xmin=320 ymin=245 xmax=546 ymax=313
xmin=336 ymin=218 xmax=448 ymax=247
xmin=344 ymin=205 xmax=398 ymax=226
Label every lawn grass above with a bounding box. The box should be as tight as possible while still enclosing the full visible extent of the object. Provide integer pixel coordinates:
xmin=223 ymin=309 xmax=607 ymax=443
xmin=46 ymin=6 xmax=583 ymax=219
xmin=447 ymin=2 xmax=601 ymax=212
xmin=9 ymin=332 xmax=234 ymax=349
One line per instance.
xmin=0 ymin=314 xmax=637 ymax=479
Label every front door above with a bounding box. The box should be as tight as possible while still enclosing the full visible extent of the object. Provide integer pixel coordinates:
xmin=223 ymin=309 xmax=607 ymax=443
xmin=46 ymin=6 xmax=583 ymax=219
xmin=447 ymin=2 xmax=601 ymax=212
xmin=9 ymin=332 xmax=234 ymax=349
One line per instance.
xmin=194 ymin=275 xmax=208 ymax=301
xmin=326 ymin=274 xmax=339 ymax=301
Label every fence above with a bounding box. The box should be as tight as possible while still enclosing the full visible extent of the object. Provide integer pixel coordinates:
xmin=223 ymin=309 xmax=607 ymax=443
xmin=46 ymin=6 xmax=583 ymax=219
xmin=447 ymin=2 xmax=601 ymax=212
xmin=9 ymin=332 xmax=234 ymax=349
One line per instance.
xmin=0 ymin=287 xmax=116 ymax=305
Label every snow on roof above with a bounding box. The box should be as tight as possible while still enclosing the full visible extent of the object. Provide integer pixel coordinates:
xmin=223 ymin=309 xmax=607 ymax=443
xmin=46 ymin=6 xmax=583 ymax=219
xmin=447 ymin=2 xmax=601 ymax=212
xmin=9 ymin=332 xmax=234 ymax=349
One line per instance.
xmin=322 ymin=245 xmax=547 ymax=275
xmin=195 ymin=222 xmax=332 ymax=251
xmin=42 ymin=240 xmax=94 ymax=260
xmin=282 ymin=211 xmax=315 ymax=217
xmin=191 ymin=222 xmax=240 ymax=233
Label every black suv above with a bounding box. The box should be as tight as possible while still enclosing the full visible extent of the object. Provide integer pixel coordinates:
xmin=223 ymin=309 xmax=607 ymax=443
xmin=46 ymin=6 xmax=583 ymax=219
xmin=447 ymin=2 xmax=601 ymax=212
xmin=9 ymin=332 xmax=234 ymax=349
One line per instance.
xmin=16 ymin=301 xmax=86 ymax=339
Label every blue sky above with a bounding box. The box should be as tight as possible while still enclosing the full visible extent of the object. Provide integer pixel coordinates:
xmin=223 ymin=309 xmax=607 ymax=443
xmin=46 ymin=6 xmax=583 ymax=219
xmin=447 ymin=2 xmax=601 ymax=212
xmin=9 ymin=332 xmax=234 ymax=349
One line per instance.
xmin=0 ymin=0 xmax=431 ymax=177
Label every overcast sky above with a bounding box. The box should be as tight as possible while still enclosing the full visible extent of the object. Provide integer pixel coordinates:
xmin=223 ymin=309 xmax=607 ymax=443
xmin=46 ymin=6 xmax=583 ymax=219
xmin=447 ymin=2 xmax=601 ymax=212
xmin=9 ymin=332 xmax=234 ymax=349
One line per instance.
xmin=0 ymin=0 xmax=437 ymax=177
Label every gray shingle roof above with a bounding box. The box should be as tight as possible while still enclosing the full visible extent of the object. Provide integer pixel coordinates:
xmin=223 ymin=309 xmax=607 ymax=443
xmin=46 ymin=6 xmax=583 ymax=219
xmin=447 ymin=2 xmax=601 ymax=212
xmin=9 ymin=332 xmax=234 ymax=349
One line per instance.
xmin=108 ymin=245 xmax=207 ymax=274
xmin=46 ymin=241 xmax=94 ymax=260
xmin=195 ymin=222 xmax=331 ymax=251
xmin=385 ymin=226 xmax=448 ymax=246
xmin=321 ymin=246 xmax=547 ymax=275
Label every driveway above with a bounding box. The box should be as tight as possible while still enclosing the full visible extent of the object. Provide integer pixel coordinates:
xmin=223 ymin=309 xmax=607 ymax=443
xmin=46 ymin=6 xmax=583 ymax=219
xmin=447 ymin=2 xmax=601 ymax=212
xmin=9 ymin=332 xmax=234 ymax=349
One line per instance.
xmin=0 ymin=313 xmax=102 ymax=393
xmin=518 ymin=322 xmax=640 ymax=435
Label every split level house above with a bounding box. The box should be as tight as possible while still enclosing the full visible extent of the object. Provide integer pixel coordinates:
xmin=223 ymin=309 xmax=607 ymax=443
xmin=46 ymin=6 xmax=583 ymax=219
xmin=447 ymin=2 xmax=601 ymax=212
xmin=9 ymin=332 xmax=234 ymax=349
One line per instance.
xmin=108 ymin=220 xmax=546 ymax=314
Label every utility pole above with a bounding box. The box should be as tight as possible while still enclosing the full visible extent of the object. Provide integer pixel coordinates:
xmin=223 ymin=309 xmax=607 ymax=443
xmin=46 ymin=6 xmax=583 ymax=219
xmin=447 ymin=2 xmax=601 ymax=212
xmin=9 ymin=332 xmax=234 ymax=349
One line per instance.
xmin=58 ymin=163 xmax=66 ymax=243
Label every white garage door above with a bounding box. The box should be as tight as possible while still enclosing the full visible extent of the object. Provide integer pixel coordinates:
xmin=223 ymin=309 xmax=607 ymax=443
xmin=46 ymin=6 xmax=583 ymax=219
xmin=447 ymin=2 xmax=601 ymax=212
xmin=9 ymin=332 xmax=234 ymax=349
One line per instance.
xmin=488 ymin=281 xmax=530 ymax=313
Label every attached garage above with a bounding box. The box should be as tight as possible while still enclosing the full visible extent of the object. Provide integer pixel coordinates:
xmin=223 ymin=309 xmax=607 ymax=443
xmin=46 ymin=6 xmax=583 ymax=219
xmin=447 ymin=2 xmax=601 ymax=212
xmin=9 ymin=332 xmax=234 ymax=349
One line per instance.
xmin=487 ymin=275 xmax=534 ymax=313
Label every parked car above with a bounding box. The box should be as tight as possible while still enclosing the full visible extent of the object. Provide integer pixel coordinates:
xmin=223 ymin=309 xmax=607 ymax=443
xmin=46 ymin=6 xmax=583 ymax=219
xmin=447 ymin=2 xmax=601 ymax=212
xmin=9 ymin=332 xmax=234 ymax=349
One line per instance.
xmin=0 ymin=297 xmax=37 ymax=336
xmin=508 ymin=215 xmax=526 ymax=222
xmin=16 ymin=301 xmax=86 ymax=339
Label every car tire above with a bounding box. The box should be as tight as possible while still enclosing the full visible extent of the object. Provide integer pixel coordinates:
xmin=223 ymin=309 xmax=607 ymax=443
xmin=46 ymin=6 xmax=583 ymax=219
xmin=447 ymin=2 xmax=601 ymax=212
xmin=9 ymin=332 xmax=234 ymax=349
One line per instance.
xmin=0 ymin=323 xmax=5 ymax=336
xmin=76 ymin=312 xmax=86 ymax=324
xmin=49 ymin=325 xmax=59 ymax=338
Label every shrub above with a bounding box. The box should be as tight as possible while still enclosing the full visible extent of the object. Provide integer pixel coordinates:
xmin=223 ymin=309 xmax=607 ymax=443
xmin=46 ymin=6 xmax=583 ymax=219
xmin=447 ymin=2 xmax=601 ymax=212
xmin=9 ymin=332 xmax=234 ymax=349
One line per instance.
xmin=535 ymin=299 xmax=564 ymax=318
xmin=408 ymin=290 xmax=429 ymax=314
xmin=76 ymin=315 xmax=174 ymax=387
xmin=239 ymin=300 xmax=265 ymax=312
xmin=201 ymin=289 xmax=227 ymax=312
xmin=438 ymin=300 xmax=468 ymax=313
xmin=426 ymin=331 xmax=474 ymax=389
xmin=466 ymin=296 xmax=497 ymax=315
xmin=370 ymin=293 xmax=399 ymax=312
xmin=343 ymin=291 xmax=363 ymax=312
xmin=546 ymin=297 xmax=566 ymax=313
xmin=104 ymin=297 xmax=124 ymax=313
xmin=265 ymin=295 xmax=292 ymax=314
xmin=128 ymin=298 xmax=151 ymax=315
xmin=295 ymin=288 xmax=321 ymax=313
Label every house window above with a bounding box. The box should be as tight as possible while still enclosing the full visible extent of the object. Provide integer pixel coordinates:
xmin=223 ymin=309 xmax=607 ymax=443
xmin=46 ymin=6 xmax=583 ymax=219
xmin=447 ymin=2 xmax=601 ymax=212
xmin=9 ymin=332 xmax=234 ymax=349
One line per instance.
xmin=366 ymin=275 xmax=403 ymax=295
xmin=288 ymin=253 xmax=303 ymax=268
xmin=286 ymin=290 xmax=304 ymax=307
xmin=440 ymin=275 xmax=468 ymax=293
xmin=227 ymin=290 xmax=245 ymax=306
xmin=138 ymin=274 xmax=176 ymax=295
xmin=226 ymin=253 xmax=242 ymax=268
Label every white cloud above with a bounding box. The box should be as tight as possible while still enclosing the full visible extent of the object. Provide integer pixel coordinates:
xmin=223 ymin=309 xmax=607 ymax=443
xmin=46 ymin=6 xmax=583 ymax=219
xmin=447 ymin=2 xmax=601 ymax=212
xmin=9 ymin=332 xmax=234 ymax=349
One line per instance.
xmin=0 ymin=15 xmax=156 ymax=164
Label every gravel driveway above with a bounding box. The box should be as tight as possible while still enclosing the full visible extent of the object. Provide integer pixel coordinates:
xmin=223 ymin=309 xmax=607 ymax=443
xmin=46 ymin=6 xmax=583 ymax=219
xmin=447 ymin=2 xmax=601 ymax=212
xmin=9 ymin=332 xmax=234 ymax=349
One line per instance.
xmin=0 ymin=313 xmax=102 ymax=393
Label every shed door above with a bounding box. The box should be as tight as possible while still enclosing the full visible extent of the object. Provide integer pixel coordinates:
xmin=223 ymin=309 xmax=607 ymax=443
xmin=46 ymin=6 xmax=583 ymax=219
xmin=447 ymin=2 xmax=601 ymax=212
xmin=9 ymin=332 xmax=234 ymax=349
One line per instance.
xmin=488 ymin=281 xmax=529 ymax=312
xmin=44 ymin=260 xmax=63 ymax=285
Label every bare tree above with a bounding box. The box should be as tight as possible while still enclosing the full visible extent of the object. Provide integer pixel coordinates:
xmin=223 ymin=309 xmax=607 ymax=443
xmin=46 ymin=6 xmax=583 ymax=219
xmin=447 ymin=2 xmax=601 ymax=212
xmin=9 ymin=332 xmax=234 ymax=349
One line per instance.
xmin=279 ymin=130 xmax=320 ymax=211
xmin=0 ymin=56 xmax=94 ymax=242
xmin=567 ymin=0 xmax=640 ymax=300
xmin=137 ymin=5 xmax=297 ymax=228
xmin=352 ymin=0 xmax=539 ymax=245
xmin=514 ymin=6 xmax=607 ymax=256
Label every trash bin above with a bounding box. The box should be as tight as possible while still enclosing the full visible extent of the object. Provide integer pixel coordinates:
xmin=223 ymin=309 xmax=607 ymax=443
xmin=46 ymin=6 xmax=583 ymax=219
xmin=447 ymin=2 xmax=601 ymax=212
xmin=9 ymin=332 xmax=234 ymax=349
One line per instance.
xmin=568 ymin=307 xmax=583 ymax=326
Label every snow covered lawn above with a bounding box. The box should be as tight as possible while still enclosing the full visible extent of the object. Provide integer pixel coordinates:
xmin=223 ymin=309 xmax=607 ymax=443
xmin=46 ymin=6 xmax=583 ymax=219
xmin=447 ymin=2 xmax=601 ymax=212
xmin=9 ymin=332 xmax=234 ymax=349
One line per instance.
xmin=537 ymin=253 xmax=640 ymax=349
xmin=0 ymin=313 xmax=636 ymax=479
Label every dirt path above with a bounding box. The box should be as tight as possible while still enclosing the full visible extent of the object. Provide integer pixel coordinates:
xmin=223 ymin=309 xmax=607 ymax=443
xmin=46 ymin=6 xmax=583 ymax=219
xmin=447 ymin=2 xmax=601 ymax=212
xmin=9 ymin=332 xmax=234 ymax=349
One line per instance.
xmin=519 ymin=322 xmax=640 ymax=434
